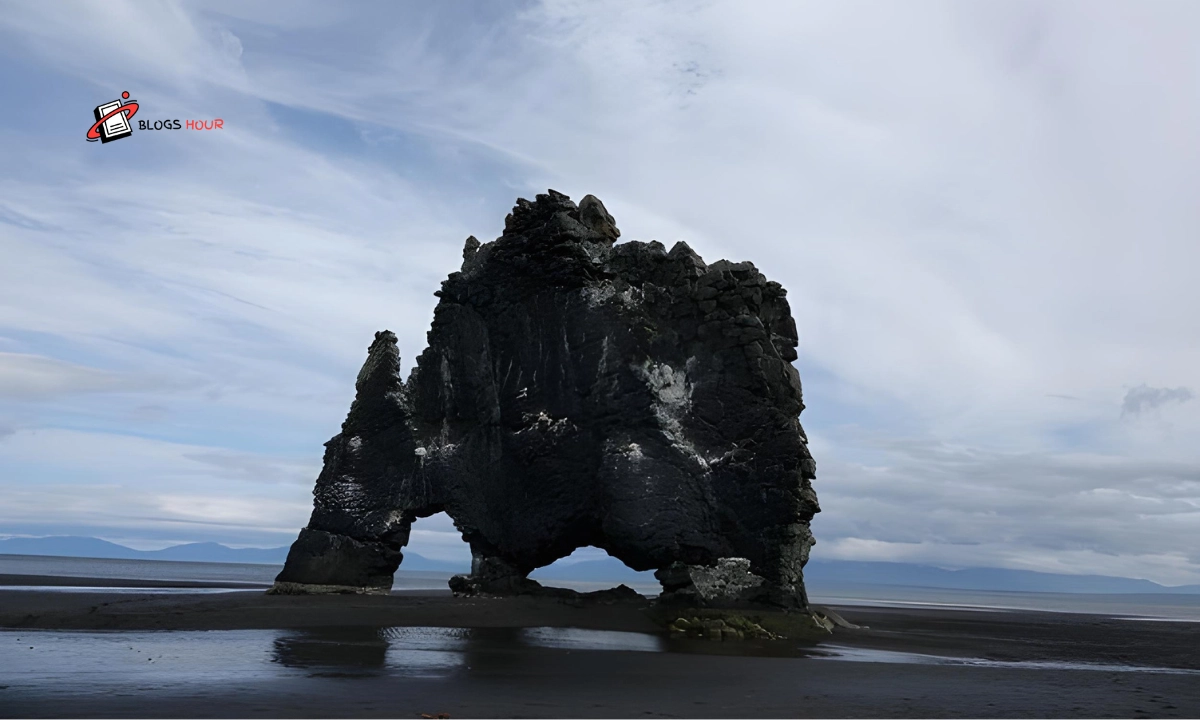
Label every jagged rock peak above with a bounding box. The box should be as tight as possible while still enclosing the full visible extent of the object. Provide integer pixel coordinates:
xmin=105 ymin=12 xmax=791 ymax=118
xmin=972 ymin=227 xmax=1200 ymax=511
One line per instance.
xmin=579 ymin=194 xmax=620 ymax=241
xmin=497 ymin=190 xmax=619 ymax=246
xmin=355 ymin=330 xmax=401 ymax=392
xmin=462 ymin=235 xmax=480 ymax=266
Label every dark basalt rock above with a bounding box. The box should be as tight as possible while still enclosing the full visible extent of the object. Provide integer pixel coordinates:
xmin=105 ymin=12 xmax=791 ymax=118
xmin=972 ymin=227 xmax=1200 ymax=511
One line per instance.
xmin=272 ymin=191 xmax=820 ymax=608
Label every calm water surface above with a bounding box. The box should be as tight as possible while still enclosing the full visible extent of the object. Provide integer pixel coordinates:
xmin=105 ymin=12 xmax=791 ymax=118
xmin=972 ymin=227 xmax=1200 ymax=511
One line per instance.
xmin=0 ymin=555 xmax=665 ymax=595
xmin=808 ymin=584 xmax=1200 ymax=621
xmin=4 ymin=554 xmax=1200 ymax=620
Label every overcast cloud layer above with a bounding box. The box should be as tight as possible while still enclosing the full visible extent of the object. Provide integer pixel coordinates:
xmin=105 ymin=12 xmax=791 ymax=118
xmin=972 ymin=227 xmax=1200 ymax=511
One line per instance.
xmin=0 ymin=0 xmax=1197 ymax=582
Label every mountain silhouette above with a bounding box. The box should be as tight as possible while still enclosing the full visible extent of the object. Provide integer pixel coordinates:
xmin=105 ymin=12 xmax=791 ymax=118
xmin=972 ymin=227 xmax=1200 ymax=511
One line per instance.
xmin=3 ymin=536 xmax=1198 ymax=593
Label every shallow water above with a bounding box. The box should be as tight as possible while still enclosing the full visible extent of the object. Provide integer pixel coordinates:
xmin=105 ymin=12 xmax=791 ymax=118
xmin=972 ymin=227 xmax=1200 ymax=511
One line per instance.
xmin=0 ymin=586 xmax=252 ymax=594
xmin=2 ymin=624 xmax=1195 ymax=700
xmin=809 ymin=644 xmax=1200 ymax=675
xmin=0 ymin=555 xmax=666 ymax=595
xmin=0 ymin=555 xmax=284 ymax=585
xmin=0 ymin=626 xmax=660 ymax=694
xmin=810 ymin=585 xmax=1200 ymax=621
xmin=5 ymin=555 xmax=1200 ymax=621
xmin=0 ymin=554 xmax=464 ymax=592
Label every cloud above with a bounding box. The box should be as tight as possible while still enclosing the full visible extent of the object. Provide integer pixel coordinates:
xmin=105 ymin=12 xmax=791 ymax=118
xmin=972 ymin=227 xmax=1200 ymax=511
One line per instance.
xmin=0 ymin=428 xmax=317 ymax=545
xmin=1121 ymin=384 xmax=1194 ymax=417
xmin=0 ymin=353 xmax=116 ymax=398
xmin=0 ymin=1 xmax=1198 ymax=585
xmin=0 ymin=352 xmax=172 ymax=400
xmin=100 ymin=0 xmax=1196 ymax=439
xmin=811 ymin=428 xmax=1200 ymax=584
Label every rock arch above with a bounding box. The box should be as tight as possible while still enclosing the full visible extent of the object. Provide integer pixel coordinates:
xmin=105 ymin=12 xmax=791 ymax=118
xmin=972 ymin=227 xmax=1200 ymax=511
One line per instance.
xmin=271 ymin=191 xmax=820 ymax=608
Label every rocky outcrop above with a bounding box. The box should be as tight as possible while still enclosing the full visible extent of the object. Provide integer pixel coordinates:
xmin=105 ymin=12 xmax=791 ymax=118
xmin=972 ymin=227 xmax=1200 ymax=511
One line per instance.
xmin=270 ymin=329 xmax=445 ymax=594
xmin=655 ymin=558 xmax=769 ymax=606
xmin=272 ymin=190 xmax=820 ymax=608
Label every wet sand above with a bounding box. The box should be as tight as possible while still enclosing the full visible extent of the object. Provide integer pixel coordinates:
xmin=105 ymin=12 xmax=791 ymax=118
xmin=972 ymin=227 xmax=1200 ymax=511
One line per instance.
xmin=2 ymin=583 xmax=1199 ymax=718
xmin=0 ymin=586 xmax=662 ymax=633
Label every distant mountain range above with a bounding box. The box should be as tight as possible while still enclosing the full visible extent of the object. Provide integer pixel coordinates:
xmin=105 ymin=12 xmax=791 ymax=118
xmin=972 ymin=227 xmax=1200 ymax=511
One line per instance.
xmin=0 ymin=536 xmax=289 ymax=564
xmin=3 ymin=536 xmax=1199 ymax=594
xmin=0 ymin=535 xmax=467 ymax=572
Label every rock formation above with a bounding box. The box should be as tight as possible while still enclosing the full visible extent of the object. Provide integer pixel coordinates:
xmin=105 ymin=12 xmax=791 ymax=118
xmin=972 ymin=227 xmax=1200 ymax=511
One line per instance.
xmin=272 ymin=190 xmax=821 ymax=608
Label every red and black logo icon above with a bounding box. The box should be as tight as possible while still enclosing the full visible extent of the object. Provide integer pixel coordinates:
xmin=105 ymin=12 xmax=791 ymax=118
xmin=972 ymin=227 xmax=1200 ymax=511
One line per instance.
xmin=87 ymin=91 xmax=139 ymax=143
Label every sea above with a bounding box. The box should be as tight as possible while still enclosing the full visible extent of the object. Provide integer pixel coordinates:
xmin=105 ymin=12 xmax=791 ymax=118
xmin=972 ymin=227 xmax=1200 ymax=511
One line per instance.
xmin=3 ymin=553 xmax=1200 ymax=621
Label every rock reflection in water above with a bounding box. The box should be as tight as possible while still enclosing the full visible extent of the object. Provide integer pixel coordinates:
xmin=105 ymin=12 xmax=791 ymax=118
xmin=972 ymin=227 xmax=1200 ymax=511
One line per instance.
xmin=270 ymin=627 xmax=466 ymax=677
xmin=271 ymin=627 xmax=388 ymax=674
xmin=269 ymin=626 xmax=674 ymax=679
xmin=521 ymin=627 xmax=665 ymax=653
xmin=379 ymin=626 xmax=469 ymax=675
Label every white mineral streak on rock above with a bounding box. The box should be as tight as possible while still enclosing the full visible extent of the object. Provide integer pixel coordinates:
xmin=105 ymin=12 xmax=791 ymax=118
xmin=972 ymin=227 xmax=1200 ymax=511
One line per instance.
xmin=580 ymin=282 xmax=644 ymax=311
xmin=688 ymin=557 xmax=765 ymax=600
xmin=439 ymin=354 xmax=456 ymax=444
xmin=632 ymin=360 xmax=708 ymax=470
xmin=517 ymin=411 xmax=574 ymax=435
xmin=348 ymin=436 xmax=363 ymax=452
xmin=616 ymin=286 xmax=641 ymax=307
xmin=581 ymin=284 xmax=616 ymax=307
xmin=332 ymin=475 xmax=362 ymax=505
xmin=594 ymin=337 xmax=620 ymax=398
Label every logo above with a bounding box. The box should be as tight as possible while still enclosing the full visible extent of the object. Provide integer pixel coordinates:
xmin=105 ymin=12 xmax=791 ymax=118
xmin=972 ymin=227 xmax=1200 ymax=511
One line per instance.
xmin=86 ymin=92 xmax=224 ymax=144
xmin=87 ymin=91 xmax=139 ymax=143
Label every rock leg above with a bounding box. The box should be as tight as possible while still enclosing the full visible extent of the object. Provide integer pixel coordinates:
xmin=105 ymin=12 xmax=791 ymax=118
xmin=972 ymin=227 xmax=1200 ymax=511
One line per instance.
xmin=449 ymin=553 xmax=543 ymax=596
xmin=270 ymin=527 xmax=404 ymax=595
xmin=655 ymin=557 xmax=809 ymax=609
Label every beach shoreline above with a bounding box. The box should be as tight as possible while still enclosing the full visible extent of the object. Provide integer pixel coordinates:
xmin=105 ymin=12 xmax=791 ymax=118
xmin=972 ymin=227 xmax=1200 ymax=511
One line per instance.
xmin=3 ymin=581 xmax=1199 ymax=718
xmin=3 ymin=581 xmax=1200 ymax=666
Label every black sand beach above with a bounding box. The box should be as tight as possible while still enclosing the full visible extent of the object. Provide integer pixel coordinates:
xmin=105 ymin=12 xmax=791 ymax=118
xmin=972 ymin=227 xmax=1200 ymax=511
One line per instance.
xmin=2 ymin=580 xmax=1199 ymax=718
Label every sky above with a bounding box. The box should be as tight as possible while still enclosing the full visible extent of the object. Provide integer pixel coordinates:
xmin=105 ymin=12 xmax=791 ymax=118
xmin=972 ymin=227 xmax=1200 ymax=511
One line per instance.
xmin=1 ymin=0 xmax=1198 ymax=583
